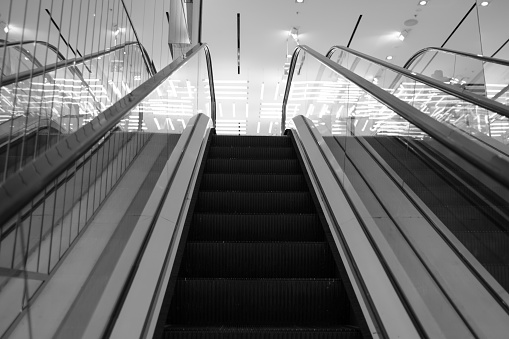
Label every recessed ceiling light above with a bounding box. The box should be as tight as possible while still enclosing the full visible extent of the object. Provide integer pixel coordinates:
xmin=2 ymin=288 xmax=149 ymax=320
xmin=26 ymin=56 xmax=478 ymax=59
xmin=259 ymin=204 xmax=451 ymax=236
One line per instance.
xmin=2 ymin=22 xmax=10 ymax=34
xmin=386 ymin=55 xmax=393 ymax=60
xmin=398 ymin=30 xmax=408 ymax=41
xmin=480 ymin=1 xmax=489 ymax=6
xmin=296 ymin=0 xmax=304 ymax=3
xmin=419 ymin=0 xmax=427 ymax=5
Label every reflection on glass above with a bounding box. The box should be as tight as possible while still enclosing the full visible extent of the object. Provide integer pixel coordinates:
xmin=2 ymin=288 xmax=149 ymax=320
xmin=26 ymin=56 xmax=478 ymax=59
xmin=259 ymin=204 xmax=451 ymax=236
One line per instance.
xmin=0 ymin=43 xmax=150 ymax=131
xmin=405 ymin=49 xmax=509 ymax=107
xmin=288 ymin=47 xmax=509 ymax=317
xmin=328 ymin=48 xmax=509 ymax=151
xmin=131 ymin=50 xmax=210 ymax=134
xmin=0 ymin=43 xmax=151 ymax=181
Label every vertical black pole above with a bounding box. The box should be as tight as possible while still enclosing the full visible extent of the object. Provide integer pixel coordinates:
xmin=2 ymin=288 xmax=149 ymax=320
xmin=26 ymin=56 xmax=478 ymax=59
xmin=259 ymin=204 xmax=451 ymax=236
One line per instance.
xmin=237 ymin=13 xmax=240 ymax=74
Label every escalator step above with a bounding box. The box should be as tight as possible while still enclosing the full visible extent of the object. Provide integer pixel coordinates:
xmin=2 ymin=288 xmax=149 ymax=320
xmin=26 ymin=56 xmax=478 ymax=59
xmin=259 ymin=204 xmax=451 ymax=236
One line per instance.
xmin=211 ymin=135 xmax=292 ymax=148
xmin=484 ymin=264 xmax=509 ymax=292
xmin=409 ymin=187 xmax=471 ymax=206
xmin=431 ymin=206 xmax=504 ymax=232
xmin=200 ymin=173 xmax=307 ymax=191
xmin=164 ymin=327 xmax=362 ymax=339
xmin=208 ymin=147 xmax=295 ymax=160
xmin=453 ymin=231 xmax=509 ymax=263
xmin=188 ymin=213 xmax=324 ymax=241
xmin=180 ymin=242 xmax=336 ymax=278
xmin=205 ymin=159 xmax=301 ymax=174
xmin=195 ymin=191 xmax=315 ymax=213
xmin=168 ymin=278 xmax=349 ymax=326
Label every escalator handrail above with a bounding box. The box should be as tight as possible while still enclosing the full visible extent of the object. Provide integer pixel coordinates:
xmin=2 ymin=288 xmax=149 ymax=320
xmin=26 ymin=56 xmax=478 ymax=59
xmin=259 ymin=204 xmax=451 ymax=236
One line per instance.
xmin=0 ymin=41 xmax=152 ymax=88
xmin=325 ymin=45 xmax=509 ymax=120
xmin=0 ymin=39 xmax=104 ymax=112
xmin=0 ymin=116 xmax=64 ymax=147
xmin=283 ymin=44 xmax=509 ymax=189
xmin=0 ymin=43 xmax=216 ymax=228
xmin=403 ymin=46 xmax=509 ymax=70
xmin=1 ymin=39 xmax=157 ymax=76
xmin=0 ymin=39 xmax=67 ymax=62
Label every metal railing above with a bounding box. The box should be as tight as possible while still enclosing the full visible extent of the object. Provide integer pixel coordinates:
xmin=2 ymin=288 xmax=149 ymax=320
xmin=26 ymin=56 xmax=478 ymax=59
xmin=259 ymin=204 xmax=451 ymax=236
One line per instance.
xmin=0 ymin=40 xmax=68 ymax=64
xmin=403 ymin=46 xmax=509 ymax=69
xmin=0 ymin=42 xmax=215 ymax=336
xmin=1 ymin=41 xmax=148 ymax=87
xmin=285 ymin=43 xmax=509 ymax=337
xmin=283 ymin=44 xmax=509 ymax=188
xmin=402 ymin=46 xmax=509 ymax=101
xmin=325 ymin=45 xmax=509 ymax=120
xmin=0 ymin=41 xmax=155 ymax=183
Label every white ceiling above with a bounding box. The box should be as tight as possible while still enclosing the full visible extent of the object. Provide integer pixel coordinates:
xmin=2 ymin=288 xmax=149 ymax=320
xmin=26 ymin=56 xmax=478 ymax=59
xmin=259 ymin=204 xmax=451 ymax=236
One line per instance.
xmin=1 ymin=0 xmax=508 ymax=135
xmin=198 ymin=0 xmax=509 ymax=134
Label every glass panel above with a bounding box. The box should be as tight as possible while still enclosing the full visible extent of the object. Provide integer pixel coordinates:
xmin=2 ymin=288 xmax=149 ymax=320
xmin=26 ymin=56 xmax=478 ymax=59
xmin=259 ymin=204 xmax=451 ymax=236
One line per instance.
xmin=0 ymin=46 xmax=211 ymax=335
xmin=0 ymin=43 xmax=151 ymax=182
xmin=133 ymin=49 xmax=210 ymax=134
xmin=289 ymin=48 xmax=509 ymax=312
xmin=404 ymin=49 xmax=509 ymax=106
xmin=329 ymin=48 xmax=509 ymax=153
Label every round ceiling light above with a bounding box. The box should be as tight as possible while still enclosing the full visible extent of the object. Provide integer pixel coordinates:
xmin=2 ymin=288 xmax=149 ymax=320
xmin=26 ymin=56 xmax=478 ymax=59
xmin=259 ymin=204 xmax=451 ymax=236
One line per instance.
xmin=404 ymin=19 xmax=419 ymax=26
xmin=386 ymin=55 xmax=393 ymax=60
xmin=419 ymin=0 xmax=427 ymax=5
xmin=480 ymin=1 xmax=489 ymax=6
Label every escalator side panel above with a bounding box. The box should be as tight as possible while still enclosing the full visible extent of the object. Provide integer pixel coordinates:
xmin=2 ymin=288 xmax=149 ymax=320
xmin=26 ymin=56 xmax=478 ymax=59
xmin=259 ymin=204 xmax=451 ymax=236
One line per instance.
xmin=364 ymin=136 xmax=509 ymax=294
xmin=323 ymin=136 xmax=473 ymax=338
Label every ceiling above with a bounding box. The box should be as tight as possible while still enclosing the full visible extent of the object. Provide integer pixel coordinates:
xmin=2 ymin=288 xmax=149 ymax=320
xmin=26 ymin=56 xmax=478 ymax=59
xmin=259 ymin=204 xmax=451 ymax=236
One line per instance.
xmin=198 ymin=0 xmax=509 ymax=134
xmin=1 ymin=0 xmax=508 ymax=135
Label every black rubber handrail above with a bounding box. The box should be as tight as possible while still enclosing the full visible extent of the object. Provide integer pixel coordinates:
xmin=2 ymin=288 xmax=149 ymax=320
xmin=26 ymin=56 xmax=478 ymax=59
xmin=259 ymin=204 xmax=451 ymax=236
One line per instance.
xmin=402 ymin=46 xmax=509 ymax=101
xmin=0 ymin=39 xmax=67 ymax=62
xmin=0 ymin=41 xmax=155 ymax=88
xmin=325 ymin=45 xmax=509 ymax=120
xmin=0 ymin=39 xmax=158 ymax=76
xmin=0 ymin=43 xmax=216 ymax=228
xmin=403 ymin=46 xmax=509 ymax=70
xmin=0 ymin=39 xmax=103 ymax=110
xmin=283 ymin=45 xmax=509 ymax=189
xmin=284 ymin=43 xmax=509 ymax=325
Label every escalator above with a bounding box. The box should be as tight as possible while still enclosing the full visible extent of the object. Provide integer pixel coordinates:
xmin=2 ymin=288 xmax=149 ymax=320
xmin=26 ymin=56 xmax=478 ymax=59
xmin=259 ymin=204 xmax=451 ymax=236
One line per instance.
xmin=0 ymin=117 xmax=61 ymax=179
xmin=402 ymin=46 xmax=509 ymax=103
xmin=0 ymin=40 xmax=154 ymax=183
xmin=159 ymin=134 xmax=366 ymax=338
xmin=3 ymin=38 xmax=509 ymax=339
xmin=364 ymin=136 xmax=509 ymax=292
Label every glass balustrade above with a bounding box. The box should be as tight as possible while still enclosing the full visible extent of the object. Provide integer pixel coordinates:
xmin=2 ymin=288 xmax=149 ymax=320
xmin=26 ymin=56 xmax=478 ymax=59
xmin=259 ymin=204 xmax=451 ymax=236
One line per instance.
xmin=0 ymin=44 xmax=213 ymax=336
xmin=404 ymin=47 xmax=509 ymax=106
xmin=328 ymin=48 xmax=509 ymax=151
xmin=0 ymin=42 xmax=151 ymax=182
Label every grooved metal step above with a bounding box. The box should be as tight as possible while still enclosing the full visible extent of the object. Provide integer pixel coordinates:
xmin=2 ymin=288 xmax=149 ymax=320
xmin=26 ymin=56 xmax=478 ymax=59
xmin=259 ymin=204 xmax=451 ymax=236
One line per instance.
xmin=368 ymin=136 xmax=509 ymax=290
xmin=453 ymin=231 xmax=509 ymax=263
xmin=200 ymin=173 xmax=307 ymax=191
xmin=208 ymin=147 xmax=295 ymax=159
xmin=180 ymin=242 xmax=336 ymax=278
xmin=211 ymin=135 xmax=292 ymax=148
xmin=205 ymin=159 xmax=301 ymax=174
xmin=164 ymin=326 xmax=362 ymax=339
xmin=188 ymin=213 xmax=324 ymax=242
xmin=162 ymin=135 xmax=363 ymax=337
xmin=168 ymin=278 xmax=349 ymax=326
xmin=195 ymin=191 xmax=315 ymax=213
